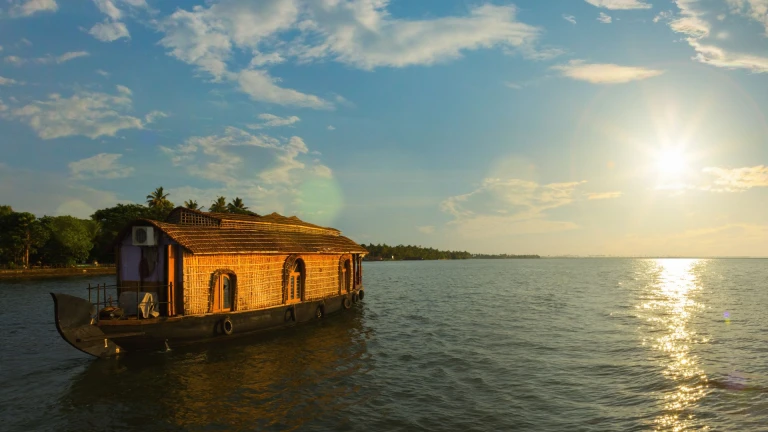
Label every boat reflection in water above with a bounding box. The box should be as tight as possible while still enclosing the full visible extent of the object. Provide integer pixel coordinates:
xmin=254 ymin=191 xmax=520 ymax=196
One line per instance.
xmin=58 ymin=307 xmax=373 ymax=431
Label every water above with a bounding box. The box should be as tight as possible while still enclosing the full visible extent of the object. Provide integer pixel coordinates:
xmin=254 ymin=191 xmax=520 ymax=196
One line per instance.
xmin=1 ymin=259 xmax=768 ymax=431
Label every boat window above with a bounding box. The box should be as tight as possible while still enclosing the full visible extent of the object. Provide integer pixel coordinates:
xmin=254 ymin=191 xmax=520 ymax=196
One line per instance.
xmin=223 ymin=275 xmax=231 ymax=310
xmin=286 ymin=259 xmax=304 ymax=305
xmin=211 ymin=272 xmax=235 ymax=313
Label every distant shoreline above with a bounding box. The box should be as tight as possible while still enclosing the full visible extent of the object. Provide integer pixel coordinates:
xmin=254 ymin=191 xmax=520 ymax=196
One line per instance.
xmin=0 ymin=267 xmax=116 ymax=280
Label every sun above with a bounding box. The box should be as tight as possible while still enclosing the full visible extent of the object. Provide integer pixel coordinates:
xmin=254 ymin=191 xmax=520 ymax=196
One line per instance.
xmin=656 ymin=147 xmax=689 ymax=177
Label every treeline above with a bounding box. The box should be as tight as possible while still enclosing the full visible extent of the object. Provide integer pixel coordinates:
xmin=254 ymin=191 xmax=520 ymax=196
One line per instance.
xmin=472 ymin=254 xmax=540 ymax=259
xmin=361 ymin=243 xmax=472 ymax=260
xmin=1 ymin=187 xmax=258 ymax=269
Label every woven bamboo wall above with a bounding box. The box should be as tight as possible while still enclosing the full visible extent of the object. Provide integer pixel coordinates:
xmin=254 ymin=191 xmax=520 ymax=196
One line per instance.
xmin=182 ymin=252 xmax=344 ymax=315
xmin=302 ymin=255 xmax=343 ymax=301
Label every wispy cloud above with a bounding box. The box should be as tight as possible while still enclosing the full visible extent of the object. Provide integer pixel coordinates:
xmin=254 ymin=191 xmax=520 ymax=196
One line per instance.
xmin=8 ymin=0 xmax=58 ymax=18
xmin=586 ymin=191 xmax=623 ymax=200
xmin=664 ymin=0 xmax=768 ymax=73
xmin=327 ymin=125 xmax=335 ymax=131
xmin=597 ymin=12 xmax=613 ymax=23
xmin=157 ymin=1 xmax=545 ymax=109
xmin=160 ymin=126 xmax=335 ymax=216
xmin=584 ymin=0 xmax=651 ymax=10
xmin=247 ymin=113 xmax=300 ymax=129
xmin=69 ymin=153 xmax=134 ymax=179
xmin=0 ymin=76 xmax=23 ymax=86
xmin=5 ymin=51 xmax=90 ymax=66
xmin=89 ymin=21 xmax=130 ymax=42
xmin=441 ymin=178 xmax=586 ymax=237
xmin=418 ymin=226 xmax=436 ymax=234
xmin=563 ymin=14 xmax=577 ymax=25
xmin=552 ymin=60 xmax=664 ymax=83
xmin=4 ymin=85 xmax=160 ymax=139
xmin=703 ymin=165 xmax=768 ymax=192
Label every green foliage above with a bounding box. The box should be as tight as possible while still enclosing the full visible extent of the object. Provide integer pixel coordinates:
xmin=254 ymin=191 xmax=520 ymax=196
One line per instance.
xmin=0 ymin=205 xmax=13 ymax=217
xmin=146 ymin=186 xmax=173 ymax=208
xmin=361 ymin=243 xmax=472 ymax=260
xmin=90 ymin=204 xmax=152 ymax=262
xmin=39 ymin=216 xmax=94 ymax=265
xmin=184 ymin=200 xmax=203 ymax=211
xmin=226 ymin=197 xmax=258 ymax=215
xmin=472 ymin=254 xmax=540 ymax=259
xmin=209 ymin=196 xmax=227 ymax=213
xmin=0 ymin=211 xmax=49 ymax=267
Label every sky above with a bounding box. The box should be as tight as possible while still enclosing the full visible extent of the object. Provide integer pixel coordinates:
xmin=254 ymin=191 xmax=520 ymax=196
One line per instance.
xmin=1 ymin=0 xmax=767 ymax=257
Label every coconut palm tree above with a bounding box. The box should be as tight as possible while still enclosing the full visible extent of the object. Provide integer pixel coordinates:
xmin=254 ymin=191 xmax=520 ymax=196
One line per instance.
xmin=209 ymin=196 xmax=227 ymax=213
xmin=146 ymin=187 xmax=170 ymax=208
xmin=184 ymin=200 xmax=203 ymax=211
xmin=227 ymin=197 xmax=249 ymax=213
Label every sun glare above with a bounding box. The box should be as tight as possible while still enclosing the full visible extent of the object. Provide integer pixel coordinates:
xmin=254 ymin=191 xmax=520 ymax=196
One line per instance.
xmin=656 ymin=147 xmax=689 ymax=177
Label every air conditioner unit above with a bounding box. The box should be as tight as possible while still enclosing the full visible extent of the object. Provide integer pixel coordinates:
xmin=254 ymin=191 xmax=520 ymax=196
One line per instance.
xmin=132 ymin=226 xmax=156 ymax=246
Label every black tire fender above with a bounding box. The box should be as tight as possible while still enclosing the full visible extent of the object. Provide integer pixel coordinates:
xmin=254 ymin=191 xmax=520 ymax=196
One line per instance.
xmin=285 ymin=307 xmax=295 ymax=322
xmin=342 ymin=296 xmax=352 ymax=309
xmin=222 ymin=317 xmax=234 ymax=336
xmin=358 ymin=290 xmax=365 ymax=301
xmin=352 ymin=292 xmax=359 ymax=303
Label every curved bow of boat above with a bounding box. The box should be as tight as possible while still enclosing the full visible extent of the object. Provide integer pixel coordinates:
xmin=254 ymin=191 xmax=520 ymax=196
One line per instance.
xmin=50 ymin=293 xmax=120 ymax=358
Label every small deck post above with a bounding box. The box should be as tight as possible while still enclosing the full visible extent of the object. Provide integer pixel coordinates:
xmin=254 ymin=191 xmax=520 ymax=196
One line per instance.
xmin=96 ymin=282 xmax=100 ymax=310
xmin=88 ymin=282 xmax=91 ymax=304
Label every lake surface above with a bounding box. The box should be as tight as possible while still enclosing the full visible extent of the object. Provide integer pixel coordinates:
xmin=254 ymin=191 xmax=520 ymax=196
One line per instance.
xmin=2 ymin=259 xmax=768 ymax=431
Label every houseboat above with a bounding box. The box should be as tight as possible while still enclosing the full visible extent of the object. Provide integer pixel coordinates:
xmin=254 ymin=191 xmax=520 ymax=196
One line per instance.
xmin=51 ymin=207 xmax=367 ymax=358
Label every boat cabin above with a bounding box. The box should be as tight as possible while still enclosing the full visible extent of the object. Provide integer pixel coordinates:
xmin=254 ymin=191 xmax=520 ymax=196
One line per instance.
xmin=111 ymin=207 xmax=367 ymax=318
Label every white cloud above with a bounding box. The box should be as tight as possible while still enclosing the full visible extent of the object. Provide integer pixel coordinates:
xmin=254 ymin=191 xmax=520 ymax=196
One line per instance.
xmin=157 ymin=1 xmax=545 ymax=108
xmin=160 ymin=126 xmax=336 ymax=216
xmin=116 ymin=84 xmax=132 ymax=95
xmin=248 ymin=113 xmax=300 ymax=129
xmin=688 ymin=39 xmax=768 ymax=73
xmin=418 ymin=226 xmax=436 ymax=234
xmin=563 ymin=14 xmax=577 ymax=25
xmin=726 ymin=0 xmax=768 ymax=35
xmin=0 ymin=99 xmax=8 ymax=112
xmin=702 ymin=165 xmax=768 ymax=192
xmin=441 ymin=178 xmax=586 ymax=237
xmin=5 ymin=86 xmax=154 ymax=139
xmin=552 ymin=60 xmax=664 ymax=83
xmin=96 ymin=69 xmax=110 ymax=76
xmin=237 ymin=69 xmax=331 ymax=109
xmin=89 ymin=21 xmax=130 ymax=42
xmin=586 ymin=191 xmax=623 ymax=200
xmin=0 ymin=76 xmax=22 ymax=86
xmin=664 ymin=0 xmax=768 ymax=73
xmin=144 ymin=110 xmax=168 ymax=123
xmin=69 ymin=153 xmax=134 ymax=179
xmin=0 ymin=163 xmax=126 ymax=218
xmin=597 ymin=12 xmax=613 ymax=23
xmin=93 ymin=0 xmax=122 ymax=21
xmin=8 ymin=0 xmax=58 ymax=17
xmin=5 ymin=51 xmax=90 ymax=66
xmin=584 ymin=0 xmax=652 ymax=9
xmin=327 ymin=125 xmax=335 ymax=131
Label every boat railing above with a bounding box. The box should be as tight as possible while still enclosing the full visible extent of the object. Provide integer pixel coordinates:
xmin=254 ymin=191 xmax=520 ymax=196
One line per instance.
xmin=87 ymin=282 xmax=174 ymax=321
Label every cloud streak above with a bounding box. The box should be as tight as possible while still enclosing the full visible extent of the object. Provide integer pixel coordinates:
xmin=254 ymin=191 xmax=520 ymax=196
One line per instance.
xmin=552 ymin=60 xmax=664 ymax=83
xmin=69 ymin=153 xmax=134 ymax=179
xmin=4 ymin=86 xmax=162 ymax=139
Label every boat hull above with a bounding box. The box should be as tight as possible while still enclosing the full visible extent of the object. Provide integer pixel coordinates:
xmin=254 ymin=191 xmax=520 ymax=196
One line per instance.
xmin=51 ymin=291 xmax=363 ymax=358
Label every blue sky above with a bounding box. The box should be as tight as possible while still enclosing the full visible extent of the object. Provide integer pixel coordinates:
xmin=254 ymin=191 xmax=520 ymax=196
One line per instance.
xmin=1 ymin=0 xmax=768 ymax=256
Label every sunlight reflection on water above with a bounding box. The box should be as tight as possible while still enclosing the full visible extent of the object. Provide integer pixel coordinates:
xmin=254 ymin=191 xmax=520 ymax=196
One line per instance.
xmin=638 ymin=259 xmax=709 ymax=431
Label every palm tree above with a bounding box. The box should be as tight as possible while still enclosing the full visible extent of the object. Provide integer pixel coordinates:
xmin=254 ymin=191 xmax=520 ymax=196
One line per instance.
xmin=209 ymin=196 xmax=227 ymax=213
xmin=227 ymin=197 xmax=248 ymax=213
xmin=184 ymin=200 xmax=203 ymax=211
xmin=146 ymin=187 xmax=170 ymax=208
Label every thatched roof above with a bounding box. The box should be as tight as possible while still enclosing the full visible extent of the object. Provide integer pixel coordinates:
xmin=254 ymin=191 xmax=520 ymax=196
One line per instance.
xmin=166 ymin=207 xmax=340 ymax=236
xmin=120 ymin=208 xmax=367 ymax=255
